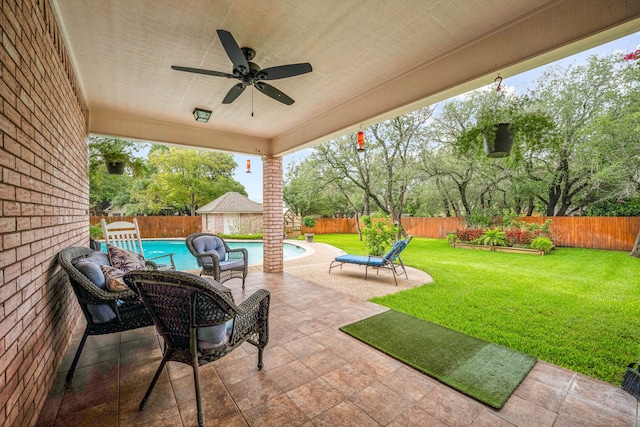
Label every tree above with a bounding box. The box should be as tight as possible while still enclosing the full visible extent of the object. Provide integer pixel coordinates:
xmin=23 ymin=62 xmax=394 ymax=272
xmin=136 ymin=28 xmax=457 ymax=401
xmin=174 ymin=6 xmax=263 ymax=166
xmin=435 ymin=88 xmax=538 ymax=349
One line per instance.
xmin=310 ymin=107 xmax=433 ymax=230
xmin=283 ymin=159 xmax=334 ymax=217
xmin=524 ymin=54 xmax=636 ymax=215
xmin=418 ymin=89 xmax=525 ymax=217
xmin=88 ymin=137 xmax=150 ymax=214
xmin=134 ymin=147 xmax=245 ymax=215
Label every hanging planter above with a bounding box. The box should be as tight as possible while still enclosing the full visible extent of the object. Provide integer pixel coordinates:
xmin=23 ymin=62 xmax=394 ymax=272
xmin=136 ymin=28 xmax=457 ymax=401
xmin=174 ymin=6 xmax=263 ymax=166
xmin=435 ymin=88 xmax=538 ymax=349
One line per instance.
xmin=106 ymin=161 xmax=125 ymax=175
xmin=483 ymin=123 xmax=513 ymax=158
xmin=89 ymin=137 xmax=142 ymax=176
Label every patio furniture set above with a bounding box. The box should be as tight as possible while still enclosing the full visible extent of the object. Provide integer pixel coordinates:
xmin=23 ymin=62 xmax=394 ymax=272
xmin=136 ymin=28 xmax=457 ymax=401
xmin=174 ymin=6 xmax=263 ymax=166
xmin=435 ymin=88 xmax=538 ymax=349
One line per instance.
xmin=57 ymin=220 xmax=411 ymax=426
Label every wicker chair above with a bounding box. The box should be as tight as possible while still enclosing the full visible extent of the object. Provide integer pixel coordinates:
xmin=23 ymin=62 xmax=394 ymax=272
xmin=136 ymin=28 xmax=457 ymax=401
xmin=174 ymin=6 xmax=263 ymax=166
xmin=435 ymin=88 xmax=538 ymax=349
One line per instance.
xmin=57 ymin=247 xmax=155 ymax=385
xmin=123 ymin=270 xmax=270 ymax=427
xmin=185 ymin=233 xmax=249 ymax=288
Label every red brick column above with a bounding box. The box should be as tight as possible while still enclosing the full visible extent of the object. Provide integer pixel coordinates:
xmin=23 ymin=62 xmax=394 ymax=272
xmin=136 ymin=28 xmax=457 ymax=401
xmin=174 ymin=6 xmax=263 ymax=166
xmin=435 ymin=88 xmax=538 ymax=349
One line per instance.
xmin=262 ymin=156 xmax=283 ymax=273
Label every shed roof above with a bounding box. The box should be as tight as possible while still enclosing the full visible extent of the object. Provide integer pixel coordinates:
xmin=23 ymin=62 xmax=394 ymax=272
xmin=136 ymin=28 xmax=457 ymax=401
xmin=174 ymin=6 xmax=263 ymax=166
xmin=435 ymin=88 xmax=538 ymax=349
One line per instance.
xmin=196 ymin=192 xmax=263 ymax=214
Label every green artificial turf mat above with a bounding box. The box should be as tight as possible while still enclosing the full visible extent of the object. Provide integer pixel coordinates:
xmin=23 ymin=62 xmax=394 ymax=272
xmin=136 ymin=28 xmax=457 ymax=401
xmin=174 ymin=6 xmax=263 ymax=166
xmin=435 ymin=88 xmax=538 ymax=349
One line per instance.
xmin=340 ymin=310 xmax=537 ymax=409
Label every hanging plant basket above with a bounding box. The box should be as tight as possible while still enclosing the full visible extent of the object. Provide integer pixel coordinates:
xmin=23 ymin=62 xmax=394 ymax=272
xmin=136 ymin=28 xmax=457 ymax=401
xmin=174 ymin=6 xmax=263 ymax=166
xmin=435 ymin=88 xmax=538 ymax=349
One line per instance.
xmin=484 ymin=123 xmax=513 ymax=158
xmin=106 ymin=161 xmax=125 ymax=175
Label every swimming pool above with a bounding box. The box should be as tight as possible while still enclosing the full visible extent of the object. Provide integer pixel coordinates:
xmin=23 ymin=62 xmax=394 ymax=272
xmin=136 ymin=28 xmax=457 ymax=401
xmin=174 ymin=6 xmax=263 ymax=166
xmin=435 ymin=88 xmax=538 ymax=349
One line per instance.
xmin=102 ymin=239 xmax=307 ymax=270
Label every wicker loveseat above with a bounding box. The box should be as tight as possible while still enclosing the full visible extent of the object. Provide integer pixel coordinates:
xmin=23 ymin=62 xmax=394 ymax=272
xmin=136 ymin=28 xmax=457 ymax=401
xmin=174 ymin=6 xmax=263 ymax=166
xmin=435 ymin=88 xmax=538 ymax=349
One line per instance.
xmin=57 ymin=246 xmax=155 ymax=384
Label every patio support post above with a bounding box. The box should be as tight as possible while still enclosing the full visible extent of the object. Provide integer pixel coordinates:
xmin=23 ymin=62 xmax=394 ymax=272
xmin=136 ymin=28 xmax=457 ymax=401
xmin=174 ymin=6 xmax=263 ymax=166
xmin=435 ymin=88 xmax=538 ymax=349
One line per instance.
xmin=262 ymin=156 xmax=284 ymax=273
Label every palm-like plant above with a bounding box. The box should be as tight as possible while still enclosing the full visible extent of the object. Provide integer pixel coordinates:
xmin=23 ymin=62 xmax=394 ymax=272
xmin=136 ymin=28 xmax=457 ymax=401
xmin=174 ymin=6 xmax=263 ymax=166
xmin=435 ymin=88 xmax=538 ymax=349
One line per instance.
xmin=473 ymin=228 xmax=508 ymax=246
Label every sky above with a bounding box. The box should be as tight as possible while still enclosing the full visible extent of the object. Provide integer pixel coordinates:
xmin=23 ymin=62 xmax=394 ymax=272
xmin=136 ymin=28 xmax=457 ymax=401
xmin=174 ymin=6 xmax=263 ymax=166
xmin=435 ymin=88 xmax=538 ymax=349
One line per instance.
xmin=233 ymin=32 xmax=640 ymax=203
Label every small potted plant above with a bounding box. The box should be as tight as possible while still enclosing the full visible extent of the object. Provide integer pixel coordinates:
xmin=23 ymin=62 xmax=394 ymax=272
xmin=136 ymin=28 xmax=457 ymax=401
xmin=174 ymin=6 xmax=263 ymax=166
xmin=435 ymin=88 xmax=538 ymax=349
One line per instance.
xmin=302 ymin=215 xmax=316 ymax=243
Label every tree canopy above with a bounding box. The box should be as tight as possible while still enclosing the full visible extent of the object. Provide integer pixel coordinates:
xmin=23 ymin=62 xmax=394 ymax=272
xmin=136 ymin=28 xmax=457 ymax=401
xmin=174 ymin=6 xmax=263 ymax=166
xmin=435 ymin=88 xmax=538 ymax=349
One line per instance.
xmin=284 ymin=51 xmax=640 ymax=227
xmin=89 ymin=140 xmax=246 ymax=215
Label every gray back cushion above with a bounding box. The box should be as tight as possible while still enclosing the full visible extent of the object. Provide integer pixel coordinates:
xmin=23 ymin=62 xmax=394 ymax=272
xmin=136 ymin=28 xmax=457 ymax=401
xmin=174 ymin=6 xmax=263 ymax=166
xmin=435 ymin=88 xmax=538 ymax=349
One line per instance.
xmin=73 ymin=251 xmax=111 ymax=289
xmin=192 ymin=236 xmax=226 ymax=267
xmin=71 ymin=250 xmax=116 ymax=323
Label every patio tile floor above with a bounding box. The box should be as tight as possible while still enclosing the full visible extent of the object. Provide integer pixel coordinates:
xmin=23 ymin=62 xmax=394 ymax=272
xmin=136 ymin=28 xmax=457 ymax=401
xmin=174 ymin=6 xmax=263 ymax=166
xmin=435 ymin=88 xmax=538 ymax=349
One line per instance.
xmin=36 ymin=270 xmax=639 ymax=426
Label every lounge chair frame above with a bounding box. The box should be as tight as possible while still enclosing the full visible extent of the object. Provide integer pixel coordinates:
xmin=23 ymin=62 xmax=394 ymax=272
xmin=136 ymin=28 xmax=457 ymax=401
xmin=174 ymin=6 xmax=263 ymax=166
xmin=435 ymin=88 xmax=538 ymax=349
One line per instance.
xmin=328 ymin=236 xmax=413 ymax=286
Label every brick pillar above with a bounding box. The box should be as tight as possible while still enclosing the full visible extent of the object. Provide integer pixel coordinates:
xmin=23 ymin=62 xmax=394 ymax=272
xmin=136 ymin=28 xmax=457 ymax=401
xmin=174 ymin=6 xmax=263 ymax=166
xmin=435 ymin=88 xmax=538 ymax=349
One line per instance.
xmin=262 ymin=156 xmax=284 ymax=273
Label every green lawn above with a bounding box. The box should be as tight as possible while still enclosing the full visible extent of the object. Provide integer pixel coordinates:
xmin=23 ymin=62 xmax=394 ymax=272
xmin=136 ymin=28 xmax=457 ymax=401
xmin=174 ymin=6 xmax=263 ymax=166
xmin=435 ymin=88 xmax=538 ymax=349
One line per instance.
xmin=310 ymin=234 xmax=640 ymax=385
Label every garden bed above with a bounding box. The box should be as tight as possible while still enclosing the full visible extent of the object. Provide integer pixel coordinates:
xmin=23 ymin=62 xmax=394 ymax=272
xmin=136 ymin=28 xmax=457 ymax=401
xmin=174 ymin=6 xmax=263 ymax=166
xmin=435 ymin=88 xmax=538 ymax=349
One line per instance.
xmin=452 ymin=242 xmax=545 ymax=255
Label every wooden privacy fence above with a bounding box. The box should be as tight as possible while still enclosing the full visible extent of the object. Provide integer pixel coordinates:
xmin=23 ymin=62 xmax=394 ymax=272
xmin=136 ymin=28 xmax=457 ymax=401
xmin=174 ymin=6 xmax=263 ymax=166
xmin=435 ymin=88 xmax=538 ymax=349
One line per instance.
xmin=93 ymin=215 xmax=640 ymax=251
xmin=304 ymin=216 xmax=640 ymax=251
xmin=517 ymin=216 xmax=640 ymax=251
xmin=91 ymin=216 xmax=201 ymax=238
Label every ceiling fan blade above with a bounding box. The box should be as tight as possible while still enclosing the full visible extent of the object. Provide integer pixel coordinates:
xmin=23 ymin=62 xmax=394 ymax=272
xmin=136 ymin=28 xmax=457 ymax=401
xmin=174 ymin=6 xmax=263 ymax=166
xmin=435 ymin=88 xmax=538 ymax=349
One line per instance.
xmin=216 ymin=30 xmax=250 ymax=75
xmin=171 ymin=65 xmax=234 ymax=78
xmin=257 ymin=63 xmax=312 ymax=80
xmin=222 ymin=83 xmax=246 ymax=104
xmin=255 ymin=82 xmax=294 ymax=105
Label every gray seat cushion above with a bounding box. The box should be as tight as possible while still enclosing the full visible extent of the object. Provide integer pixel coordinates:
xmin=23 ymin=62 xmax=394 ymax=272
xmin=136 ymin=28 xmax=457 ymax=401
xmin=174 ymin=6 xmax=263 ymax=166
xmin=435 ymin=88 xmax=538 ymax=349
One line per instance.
xmin=219 ymin=260 xmax=245 ymax=271
xmin=197 ymin=319 xmax=233 ymax=350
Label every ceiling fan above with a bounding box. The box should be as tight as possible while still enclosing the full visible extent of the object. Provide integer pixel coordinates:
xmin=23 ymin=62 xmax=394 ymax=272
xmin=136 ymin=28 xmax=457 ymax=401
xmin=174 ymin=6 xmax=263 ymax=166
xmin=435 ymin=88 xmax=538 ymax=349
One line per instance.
xmin=172 ymin=30 xmax=312 ymax=105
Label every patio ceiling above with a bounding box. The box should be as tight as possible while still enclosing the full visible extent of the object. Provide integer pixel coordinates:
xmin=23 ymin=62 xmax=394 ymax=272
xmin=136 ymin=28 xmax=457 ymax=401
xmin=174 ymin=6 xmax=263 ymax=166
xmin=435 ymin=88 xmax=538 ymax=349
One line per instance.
xmin=51 ymin=0 xmax=640 ymax=157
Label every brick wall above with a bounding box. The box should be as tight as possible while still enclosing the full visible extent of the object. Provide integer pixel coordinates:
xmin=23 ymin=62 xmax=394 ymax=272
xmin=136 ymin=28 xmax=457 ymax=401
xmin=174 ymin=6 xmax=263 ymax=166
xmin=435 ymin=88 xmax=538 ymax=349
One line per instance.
xmin=262 ymin=156 xmax=283 ymax=272
xmin=1 ymin=1 xmax=88 ymax=425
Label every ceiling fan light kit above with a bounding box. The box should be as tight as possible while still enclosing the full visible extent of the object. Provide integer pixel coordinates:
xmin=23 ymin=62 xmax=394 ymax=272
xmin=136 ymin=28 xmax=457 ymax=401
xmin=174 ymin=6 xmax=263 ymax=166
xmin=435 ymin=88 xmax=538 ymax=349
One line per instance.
xmin=173 ymin=29 xmax=312 ymax=106
xmin=192 ymin=108 xmax=212 ymax=123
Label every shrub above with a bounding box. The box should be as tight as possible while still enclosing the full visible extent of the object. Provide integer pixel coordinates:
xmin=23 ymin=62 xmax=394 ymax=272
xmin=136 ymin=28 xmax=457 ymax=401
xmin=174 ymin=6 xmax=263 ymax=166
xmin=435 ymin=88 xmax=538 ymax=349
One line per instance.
xmin=501 ymin=210 xmax=522 ymax=227
xmin=90 ymin=224 xmax=103 ymax=239
xmin=531 ymin=237 xmax=554 ymax=254
xmin=455 ymin=228 xmax=485 ymax=243
xmin=361 ymin=212 xmax=401 ymax=255
xmin=446 ymin=232 xmax=458 ymax=245
xmin=473 ymin=228 xmax=508 ymax=246
xmin=465 ymin=210 xmax=492 ymax=228
xmin=585 ymin=197 xmax=640 ymax=216
xmin=504 ymin=227 xmax=534 ymax=246
xmin=514 ymin=219 xmax=552 ymax=236
xmin=218 ymin=233 xmax=263 ymax=240
xmin=302 ymin=215 xmax=316 ymax=229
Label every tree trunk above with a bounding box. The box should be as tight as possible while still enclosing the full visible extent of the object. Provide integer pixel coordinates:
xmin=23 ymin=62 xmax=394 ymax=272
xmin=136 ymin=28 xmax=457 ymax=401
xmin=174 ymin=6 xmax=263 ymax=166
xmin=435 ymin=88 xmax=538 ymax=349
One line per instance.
xmin=355 ymin=212 xmax=363 ymax=241
xmin=630 ymin=230 xmax=640 ymax=258
xmin=526 ymin=197 xmax=535 ymax=216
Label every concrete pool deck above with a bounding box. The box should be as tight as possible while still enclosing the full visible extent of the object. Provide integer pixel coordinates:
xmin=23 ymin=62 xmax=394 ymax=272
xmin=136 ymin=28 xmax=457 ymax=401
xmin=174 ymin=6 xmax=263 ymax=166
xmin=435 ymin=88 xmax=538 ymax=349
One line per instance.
xmin=252 ymin=241 xmax=434 ymax=300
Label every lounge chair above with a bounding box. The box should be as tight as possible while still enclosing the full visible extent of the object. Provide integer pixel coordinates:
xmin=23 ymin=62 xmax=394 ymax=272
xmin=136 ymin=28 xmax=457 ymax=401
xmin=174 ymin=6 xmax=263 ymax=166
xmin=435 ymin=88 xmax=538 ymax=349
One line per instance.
xmin=328 ymin=236 xmax=413 ymax=286
xmin=185 ymin=233 xmax=248 ymax=288
xmin=123 ymin=270 xmax=269 ymax=427
xmin=101 ymin=218 xmax=175 ymax=270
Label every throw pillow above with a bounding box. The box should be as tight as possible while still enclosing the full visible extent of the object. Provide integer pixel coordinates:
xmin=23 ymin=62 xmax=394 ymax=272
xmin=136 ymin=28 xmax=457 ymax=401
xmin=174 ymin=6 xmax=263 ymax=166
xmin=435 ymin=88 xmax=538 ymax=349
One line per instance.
xmin=107 ymin=244 xmax=146 ymax=272
xmin=73 ymin=251 xmax=111 ymax=289
xmin=100 ymin=265 xmax=129 ymax=292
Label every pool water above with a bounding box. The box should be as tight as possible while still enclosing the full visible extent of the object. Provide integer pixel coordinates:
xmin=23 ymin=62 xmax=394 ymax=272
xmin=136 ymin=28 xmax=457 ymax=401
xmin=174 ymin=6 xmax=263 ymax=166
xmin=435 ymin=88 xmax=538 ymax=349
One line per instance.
xmin=104 ymin=240 xmax=306 ymax=270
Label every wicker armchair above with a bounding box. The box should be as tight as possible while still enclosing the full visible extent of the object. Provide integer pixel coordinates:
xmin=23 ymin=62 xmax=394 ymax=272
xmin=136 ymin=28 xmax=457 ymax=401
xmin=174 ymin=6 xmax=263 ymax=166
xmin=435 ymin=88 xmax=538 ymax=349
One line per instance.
xmin=123 ymin=270 xmax=270 ymax=427
xmin=57 ymin=247 xmax=155 ymax=385
xmin=185 ymin=233 xmax=249 ymax=288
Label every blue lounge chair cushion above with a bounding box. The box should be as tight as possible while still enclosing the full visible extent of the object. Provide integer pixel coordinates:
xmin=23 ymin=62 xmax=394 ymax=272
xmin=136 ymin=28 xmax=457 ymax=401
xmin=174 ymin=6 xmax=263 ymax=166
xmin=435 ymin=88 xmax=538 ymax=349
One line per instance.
xmin=334 ymin=254 xmax=388 ymax=267
xmin=334 ymin=254 xmax=370 ymax=265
